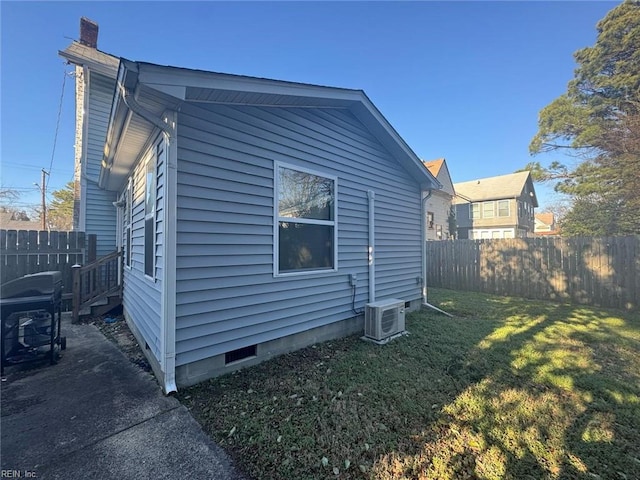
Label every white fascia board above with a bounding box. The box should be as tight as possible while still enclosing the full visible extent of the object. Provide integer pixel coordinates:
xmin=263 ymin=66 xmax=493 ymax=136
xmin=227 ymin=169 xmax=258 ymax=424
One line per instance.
xmin=59 ymin=44 xmax=119 ymax=79
xmin=136 ymin=63 xmax=363 ymax=102
xmin=100 ymin=60 xmax=137 ymax=190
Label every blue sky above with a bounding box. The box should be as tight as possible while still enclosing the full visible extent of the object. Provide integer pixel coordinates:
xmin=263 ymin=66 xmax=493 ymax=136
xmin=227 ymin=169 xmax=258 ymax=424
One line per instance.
xmin=1 ymin=1 xmax=617 ymax=213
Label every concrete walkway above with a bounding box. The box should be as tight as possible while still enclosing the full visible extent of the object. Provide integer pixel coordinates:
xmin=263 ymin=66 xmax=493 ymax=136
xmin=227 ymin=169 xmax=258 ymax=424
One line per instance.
xmin=1 ymin=314 xmax=247 ymax=480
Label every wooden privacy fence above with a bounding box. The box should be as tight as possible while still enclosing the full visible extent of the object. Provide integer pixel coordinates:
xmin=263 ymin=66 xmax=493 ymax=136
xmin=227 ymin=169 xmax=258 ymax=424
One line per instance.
xmin=0 ymin=230 xmax=95 ymax=300
xmin=426 ymin=236 xmax=639 ymax=310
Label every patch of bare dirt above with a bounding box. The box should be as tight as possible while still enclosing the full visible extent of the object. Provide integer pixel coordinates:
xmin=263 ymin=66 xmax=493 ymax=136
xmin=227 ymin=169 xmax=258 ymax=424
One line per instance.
xmin=84 ymin=312 xmax=152 ymax=373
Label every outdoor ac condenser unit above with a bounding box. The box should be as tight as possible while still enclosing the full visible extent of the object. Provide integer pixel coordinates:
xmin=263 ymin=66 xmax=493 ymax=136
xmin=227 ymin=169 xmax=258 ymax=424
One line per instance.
xmin=364 ymin=298 xmax=406 ymax=342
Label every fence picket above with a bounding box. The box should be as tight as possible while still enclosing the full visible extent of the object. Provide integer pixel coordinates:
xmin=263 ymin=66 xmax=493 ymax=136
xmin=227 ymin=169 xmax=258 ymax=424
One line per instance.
xmin=38 ymin=230 xmax=49 ymax=272
xmin=28 ymin=230 xmax=39 ymax=273
xmin=3 ymin=230 xmax=18 ymax=284
xmin=16 ymin=230 xmax=29 ymax=279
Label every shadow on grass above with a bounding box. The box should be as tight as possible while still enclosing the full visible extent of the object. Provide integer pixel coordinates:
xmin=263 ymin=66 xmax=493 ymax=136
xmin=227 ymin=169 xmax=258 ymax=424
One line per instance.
xmin=372 ymin=289 xmax=640 ymax=480
xmin=179 ymin=288 xmax=640 ymax=480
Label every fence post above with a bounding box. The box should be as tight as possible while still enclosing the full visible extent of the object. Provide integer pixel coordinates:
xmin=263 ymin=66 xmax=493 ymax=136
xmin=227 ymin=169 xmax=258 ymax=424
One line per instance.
xmin=88 ymin=234 xmax=97 ymax=263
xmin=72 ymin=264 xmax=81 ymax=324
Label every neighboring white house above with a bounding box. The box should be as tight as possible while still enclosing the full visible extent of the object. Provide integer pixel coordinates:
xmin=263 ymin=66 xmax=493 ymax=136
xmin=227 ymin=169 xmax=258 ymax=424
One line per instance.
xmin=535 ymin=213 xmax=559 ymax=236
xmin=61 ymin=19 xmax=441 ymax=392
xmin=422 ymin=159 xmax=455 ymax=240
xmin=453 ymin=171 xmax=538 ymax=239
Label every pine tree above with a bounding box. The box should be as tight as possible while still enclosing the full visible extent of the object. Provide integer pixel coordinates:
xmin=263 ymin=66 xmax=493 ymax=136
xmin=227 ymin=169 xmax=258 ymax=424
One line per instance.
xmin=47 ymin=181 xmax=74 ymax=230
xmin=529 ymin=1 xmax=640 ymax=235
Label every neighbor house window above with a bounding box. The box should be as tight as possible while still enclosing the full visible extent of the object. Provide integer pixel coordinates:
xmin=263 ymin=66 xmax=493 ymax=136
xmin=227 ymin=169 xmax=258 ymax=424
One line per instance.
xmin=427 ymin=211 xmax=434 ymax=229
xmin=497 ymin=200 xmax=509 ymax=217
xmin=482 ymin=201 xmax=495 ymax=218
xmin=470 ymin=203 xmax=480 ymax=219
xmin=275 ymin=163 xmax=336 ymax=275
xmin=144 ymin=146 xmax=157 ymax=278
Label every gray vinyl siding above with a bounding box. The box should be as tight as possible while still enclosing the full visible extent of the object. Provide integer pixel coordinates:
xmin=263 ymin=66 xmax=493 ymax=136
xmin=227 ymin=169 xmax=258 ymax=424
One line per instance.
xmin=175 ymin=103 xmax=422 ymax=366
xmin=122 ymin=138 xmax=164 ymax=363
xmin=85 ymin=72 xmax=117 ymax=256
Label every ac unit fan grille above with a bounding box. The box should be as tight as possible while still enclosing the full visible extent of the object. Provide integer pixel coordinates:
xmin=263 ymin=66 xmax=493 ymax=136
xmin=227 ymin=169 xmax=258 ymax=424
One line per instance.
xmin=381 ymin=308 xmax=397 ymax=334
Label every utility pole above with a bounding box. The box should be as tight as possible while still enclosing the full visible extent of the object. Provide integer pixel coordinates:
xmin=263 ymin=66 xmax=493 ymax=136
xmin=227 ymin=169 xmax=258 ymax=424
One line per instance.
xmin=40 ymin=169 xmax=49 ymax=230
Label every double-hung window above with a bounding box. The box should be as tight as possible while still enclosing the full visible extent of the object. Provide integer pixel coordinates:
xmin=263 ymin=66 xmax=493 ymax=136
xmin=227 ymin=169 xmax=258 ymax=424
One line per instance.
xmin=470 ymin=203 xmax=480 ymax=219
xmin=144 ymin=147 xmax=157 ymax=278
xmin=497 ymin=199 xmax=509 ymax=217
xmin=482 ymin=201 xmax=495 ymax=218
xmin=275 ymin=163 xmax=337 ymax=275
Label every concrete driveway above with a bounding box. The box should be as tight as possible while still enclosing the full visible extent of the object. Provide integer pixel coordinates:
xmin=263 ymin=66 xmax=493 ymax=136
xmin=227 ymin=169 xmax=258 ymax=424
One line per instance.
xmin=1 ymin=313 xmax=247 ymax=480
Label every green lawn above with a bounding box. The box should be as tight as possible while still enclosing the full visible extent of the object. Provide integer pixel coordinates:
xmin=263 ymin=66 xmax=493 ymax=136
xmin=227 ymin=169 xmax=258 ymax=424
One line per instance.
xmin=178 ymin=289 xmax=640 ymax=480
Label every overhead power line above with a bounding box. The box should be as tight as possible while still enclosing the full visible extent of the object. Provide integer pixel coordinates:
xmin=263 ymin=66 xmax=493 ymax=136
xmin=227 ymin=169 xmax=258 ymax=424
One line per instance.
xmin=3 ymin=162 xmax=71 ymax=174
xmin=46 ymin=66 xmax=69 ymax=189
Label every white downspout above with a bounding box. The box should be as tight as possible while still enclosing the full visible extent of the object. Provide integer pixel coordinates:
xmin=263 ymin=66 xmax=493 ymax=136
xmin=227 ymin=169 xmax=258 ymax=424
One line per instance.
xmin=161 ymin=112 xmax=178 ymax=395
xmin=421 ymin=190 xmax=431 ymax=304
xmin=421 ymin=190 xmax=453 ymax=317
xmin=113 ymin=197 xmax=124 ymax=290
xmin=119 ymin=81 xmax=178 ymax=393
xmin=367 ymin=190 xmax=375 ymax=303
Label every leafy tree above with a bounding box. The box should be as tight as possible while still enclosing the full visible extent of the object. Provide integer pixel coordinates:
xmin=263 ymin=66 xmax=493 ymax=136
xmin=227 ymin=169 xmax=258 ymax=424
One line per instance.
xmin=528 ymin=1 xmax=640 ymax=236
xmin=47 ymin=181 xmax=74 ymax=231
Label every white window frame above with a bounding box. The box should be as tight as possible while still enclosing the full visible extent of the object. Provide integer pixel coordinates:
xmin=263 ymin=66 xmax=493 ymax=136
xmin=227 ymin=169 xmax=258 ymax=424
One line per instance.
xmin=470 ymin=203 xmax=480 ymax=219
xmin=273 ymin=161 xmax=338 ymax=277
xmin=482 ymin=201 xmax=495 ymax=218
xmin=497 ymin=199 xmax=510 ymax=217
xmin=144 ymin=145 xmax=157 ymax=280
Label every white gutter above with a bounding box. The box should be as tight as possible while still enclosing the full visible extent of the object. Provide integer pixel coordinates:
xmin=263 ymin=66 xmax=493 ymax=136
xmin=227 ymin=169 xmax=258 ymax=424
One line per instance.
xmin=121 ymin=85 xmax=172 ymax=135
xmin=367 ymin=190 xmax=375 ymax=303
xmin=421 ymin=190 xmax=453 ymax=317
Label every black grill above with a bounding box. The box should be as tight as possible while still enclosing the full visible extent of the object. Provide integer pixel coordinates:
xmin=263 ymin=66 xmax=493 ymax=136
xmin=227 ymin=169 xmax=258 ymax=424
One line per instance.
xmin=1 ymin=271 xmax=66 ymax=374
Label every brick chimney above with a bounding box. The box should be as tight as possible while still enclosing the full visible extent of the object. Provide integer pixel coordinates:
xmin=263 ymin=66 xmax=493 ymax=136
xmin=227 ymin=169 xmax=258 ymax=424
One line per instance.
xmin=79 ymin=17 xmax=98 ymax=48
